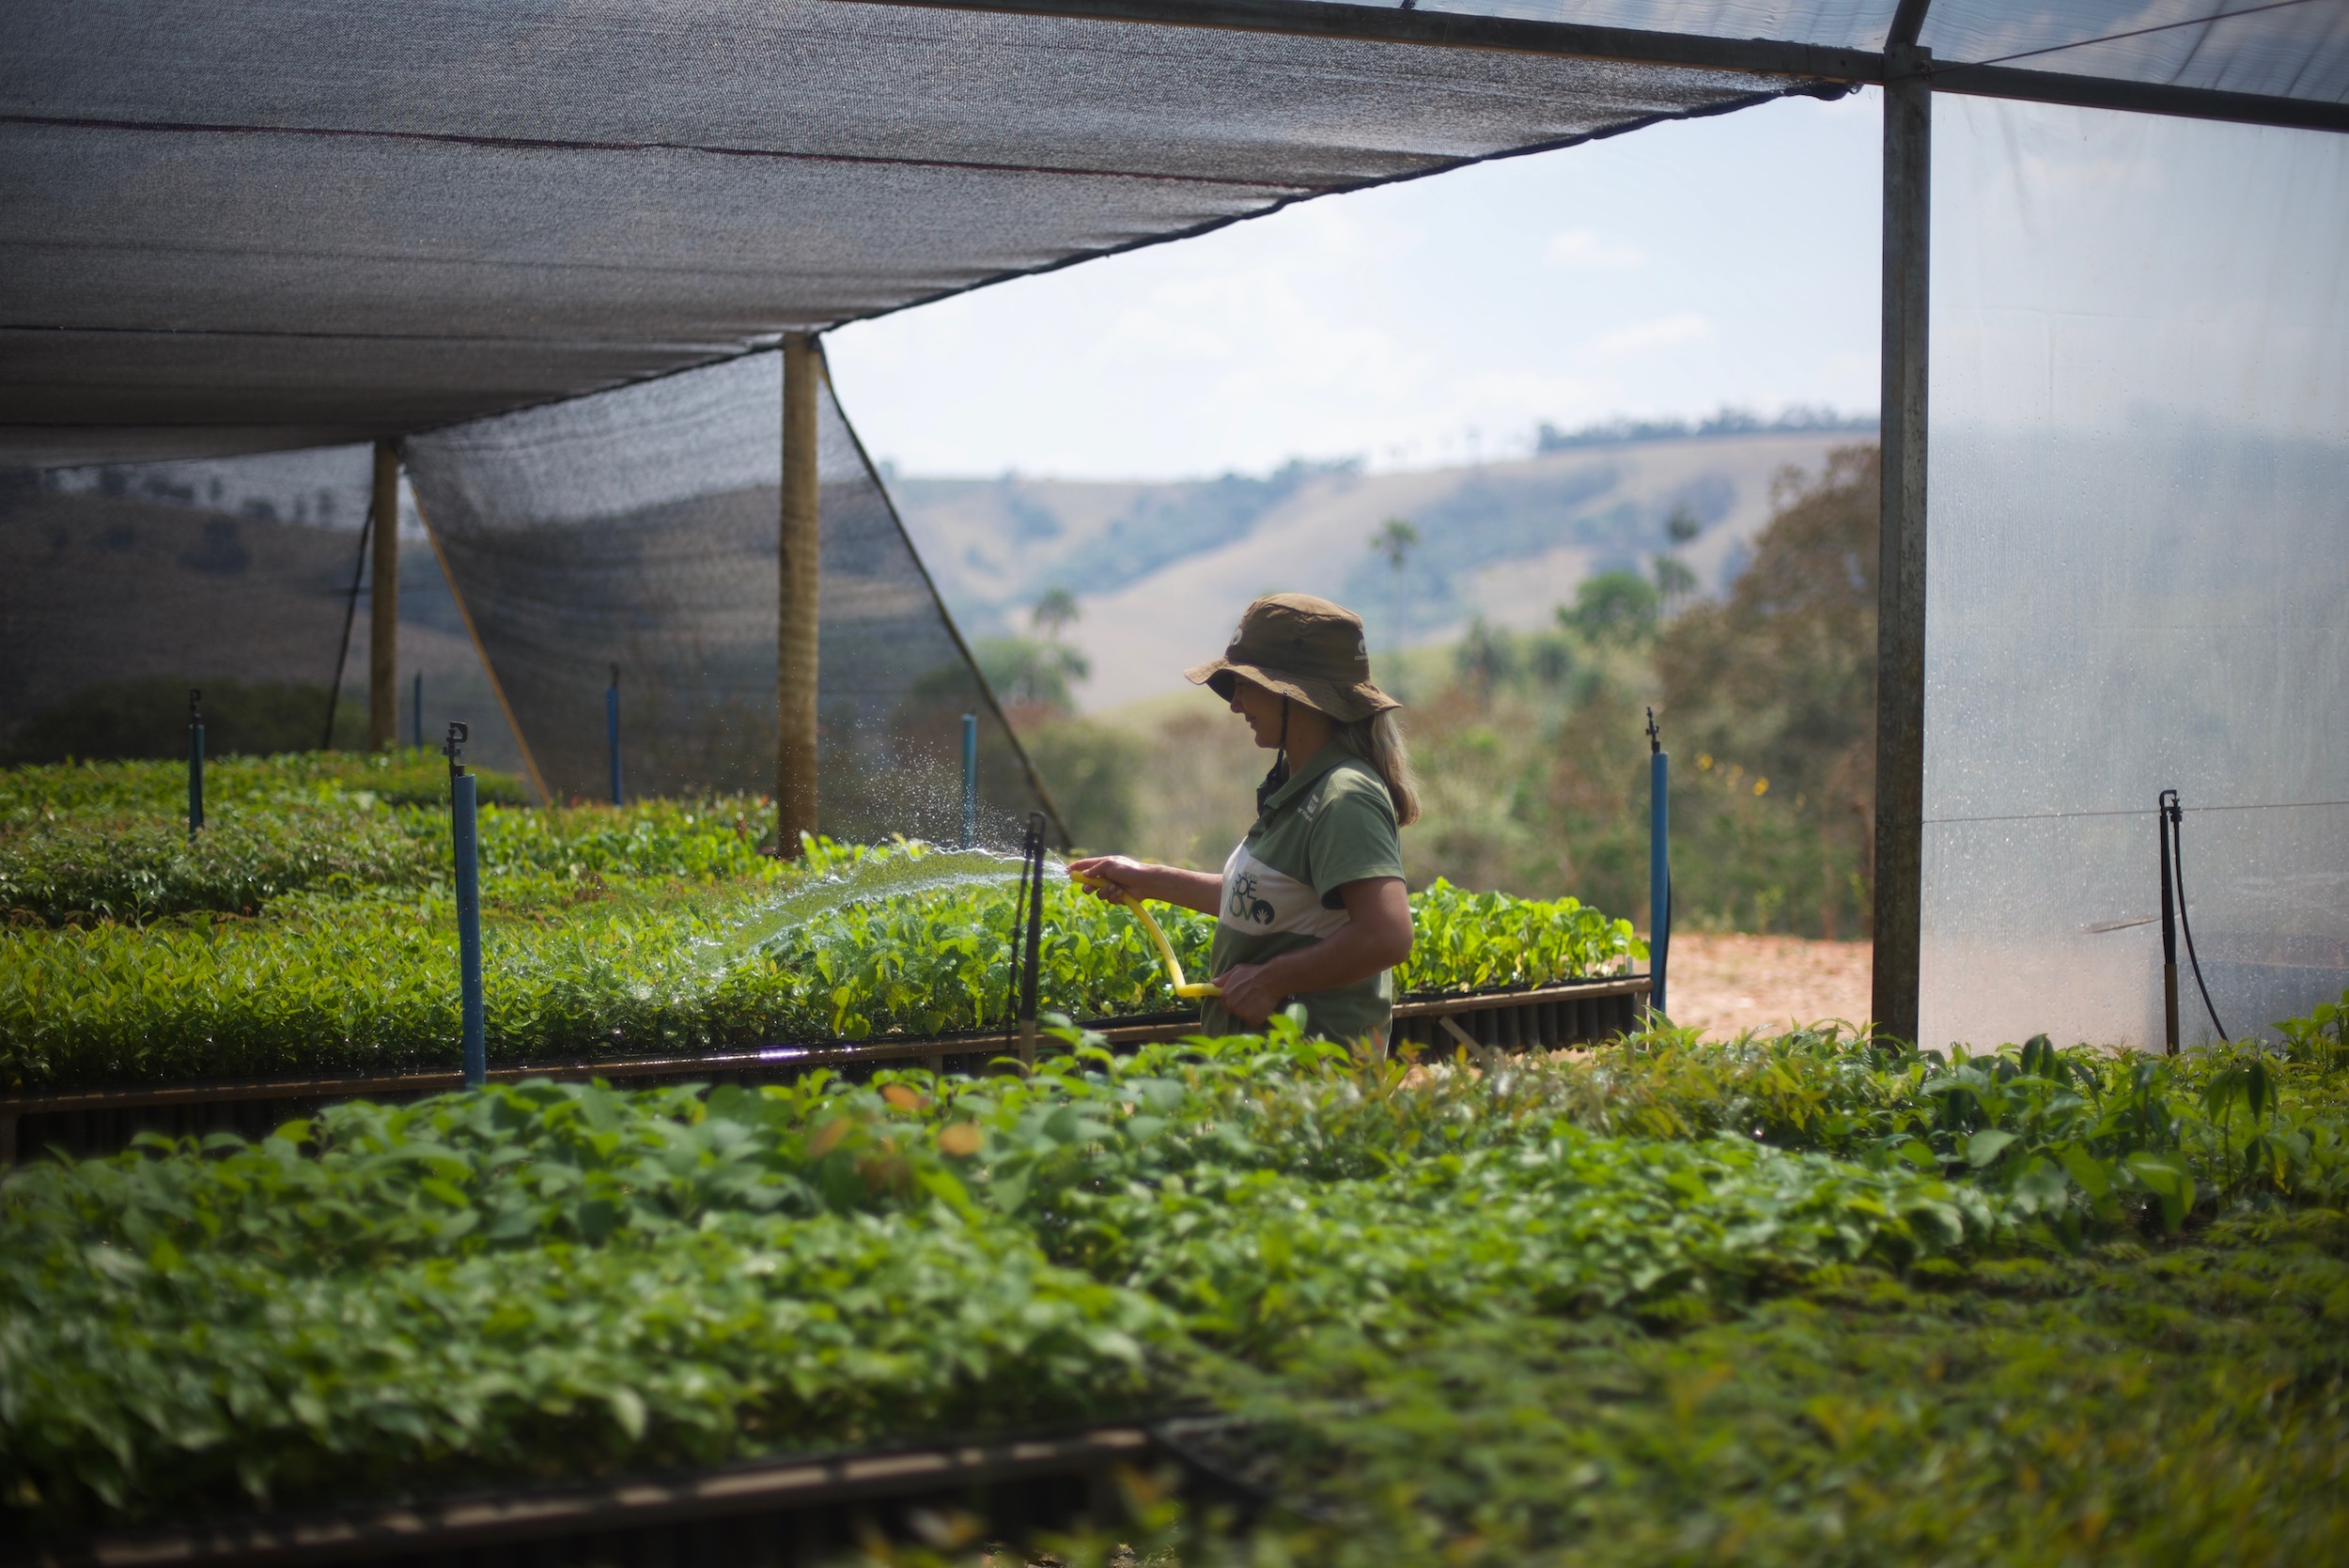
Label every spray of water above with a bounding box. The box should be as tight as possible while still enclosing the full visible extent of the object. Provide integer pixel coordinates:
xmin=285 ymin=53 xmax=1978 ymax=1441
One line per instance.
xmin=695 ymin=840 xmax=1064 ymax=971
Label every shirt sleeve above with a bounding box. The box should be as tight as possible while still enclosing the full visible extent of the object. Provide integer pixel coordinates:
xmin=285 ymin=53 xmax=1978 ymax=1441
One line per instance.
xmin=1308 ymin=770 xmax=1406 ymax=907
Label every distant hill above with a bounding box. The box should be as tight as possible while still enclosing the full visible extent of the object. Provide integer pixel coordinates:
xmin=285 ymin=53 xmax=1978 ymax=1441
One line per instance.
xmin=888 ymin=427 xmax=1876 ymax=713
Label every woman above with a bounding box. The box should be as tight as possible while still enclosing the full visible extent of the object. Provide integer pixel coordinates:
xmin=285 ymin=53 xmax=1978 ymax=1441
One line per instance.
xmin=1069 ymin=593 xmax=1420 ymax=1047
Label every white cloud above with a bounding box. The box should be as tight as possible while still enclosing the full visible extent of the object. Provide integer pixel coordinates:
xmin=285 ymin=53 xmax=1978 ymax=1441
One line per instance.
xmin=1586 ymin=313 xmax=1713 ymax=361
xmin=825 ymin=91 xmax=1883 ymax=479
xmin=1544 ymin=228 xmax=1643 ymax=269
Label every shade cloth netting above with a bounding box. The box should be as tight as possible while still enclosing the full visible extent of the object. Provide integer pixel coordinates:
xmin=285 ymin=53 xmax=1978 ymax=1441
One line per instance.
xmin=8 ymin=1 xmax=2345 ymax=468
xmin=0 ymin=451 xmax=529 ymax=776
xmin=1403 ymin=1 xmax=2349 ymax=101
xmin=0 ymin=0 xmax=1821 ymax=467
xmin=1920 ymin=96 xmax=2349 ymax=1050
xmin=402 ymin=349 xmax=1065 ymax=845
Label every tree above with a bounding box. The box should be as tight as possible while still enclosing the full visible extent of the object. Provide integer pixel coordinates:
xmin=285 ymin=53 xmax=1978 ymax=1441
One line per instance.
xmin=1560 ymin=569 xmax=1659 ymax=644
xmin=1453 ymin=615 xmax=1517 ymax=691
xmin=1031 ymin=585 xmax=1080 ymax=641
xmin=1651 ymin=553 xmax=1698 ymax=613
xmin=1653 ymin=502 xmax=1703 ymax=616
xmin=1656 ymin=444 xmax=1880 ymax=933
xmin=974 ymin=637 xmax=1089 ymax=719
xmin=1369 ymin=517 xmax=1421 ymax=654
xmin=1371 ymin=517 xmax=1419 ymax=574
xmin=1022 ymin=719 xmax=1142 ymax=850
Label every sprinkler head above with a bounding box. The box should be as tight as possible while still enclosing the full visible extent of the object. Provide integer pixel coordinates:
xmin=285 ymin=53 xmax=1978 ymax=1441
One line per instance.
xmin=188 ymin=688 xmax=202 ymax=722
xmin=443 ymin=721 xmax=470 ymax=777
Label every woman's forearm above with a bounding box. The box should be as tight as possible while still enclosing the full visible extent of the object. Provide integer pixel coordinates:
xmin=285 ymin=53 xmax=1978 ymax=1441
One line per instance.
xmin=1128 ymin=864 xmax=1222 ymax=914
xmin=1065 ymin=856 xmax=1222 ymax=916
xmin=1251 ymin=913 xmax=1408 ymax=996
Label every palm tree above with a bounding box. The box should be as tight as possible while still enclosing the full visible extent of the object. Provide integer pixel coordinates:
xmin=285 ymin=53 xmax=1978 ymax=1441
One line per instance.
xmin=1369 ymin=517 xmax=1419 ymax=658
xmin=1656 ymin=502 xmax=1703 ymax=616
xmin=1031 ymin=585 xmax=1080 ymax=641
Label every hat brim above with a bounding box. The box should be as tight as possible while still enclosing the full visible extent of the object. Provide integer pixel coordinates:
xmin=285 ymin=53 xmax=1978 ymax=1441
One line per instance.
xmin=1183 ymin=657 xmax=1399 ymax=723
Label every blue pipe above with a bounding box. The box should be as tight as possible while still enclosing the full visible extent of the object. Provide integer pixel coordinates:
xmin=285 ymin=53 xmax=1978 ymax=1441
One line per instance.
xmin=447 ymin=722 xmax=485 ymax=1088
xmin=1646 ymin=709 xmax=1670 ymax=1020
xmin=606 ymin=664 xmax=623 ymax=806
xmin=960 ymin=712 xmax=978 ymax=849
xmin=187 ymin=689 xmax=205 ymax=838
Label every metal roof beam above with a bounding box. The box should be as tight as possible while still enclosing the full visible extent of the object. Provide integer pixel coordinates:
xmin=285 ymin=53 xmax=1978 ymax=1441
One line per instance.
xmin=850 ymin=0 xmax=2349 ymax=133
xmin=1928 ymin=62 xmax=2349 ymax=133
xmin=841 ymin=0 xmax=1884 ymax=82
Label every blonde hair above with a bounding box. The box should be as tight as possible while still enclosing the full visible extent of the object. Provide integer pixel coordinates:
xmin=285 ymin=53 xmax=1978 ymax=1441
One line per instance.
xmin=1338 ymin=709 xmax=1421 ymax=827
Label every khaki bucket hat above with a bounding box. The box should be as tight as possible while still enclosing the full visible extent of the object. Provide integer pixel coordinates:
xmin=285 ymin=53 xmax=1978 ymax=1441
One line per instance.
xmin=1184 ymin=593 xmax=1400 ymax=722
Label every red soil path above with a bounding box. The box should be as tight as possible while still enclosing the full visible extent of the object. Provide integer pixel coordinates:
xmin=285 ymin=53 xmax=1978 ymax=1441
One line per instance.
xmin=1664 ymin=934 xmax=1873 ymax=1041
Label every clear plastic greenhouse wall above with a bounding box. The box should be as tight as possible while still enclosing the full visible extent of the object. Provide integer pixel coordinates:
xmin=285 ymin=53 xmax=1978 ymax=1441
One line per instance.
xmin=1921 ymin=96 xmax=2349 ymax=1051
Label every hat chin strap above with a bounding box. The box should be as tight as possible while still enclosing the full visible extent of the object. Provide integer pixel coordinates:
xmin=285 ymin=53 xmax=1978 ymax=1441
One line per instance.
xmin=1255 ymin=696 xmax=1290 ymax=813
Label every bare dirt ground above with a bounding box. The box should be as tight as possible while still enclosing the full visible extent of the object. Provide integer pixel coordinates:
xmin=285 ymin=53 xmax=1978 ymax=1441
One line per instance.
xmin=1664 ymin=935 xmax=1874 ymax=1039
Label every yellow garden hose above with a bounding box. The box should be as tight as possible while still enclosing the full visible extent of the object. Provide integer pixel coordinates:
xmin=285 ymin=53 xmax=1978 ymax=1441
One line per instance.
xmin=1074 ymin=876 xmax=1221 ymax=999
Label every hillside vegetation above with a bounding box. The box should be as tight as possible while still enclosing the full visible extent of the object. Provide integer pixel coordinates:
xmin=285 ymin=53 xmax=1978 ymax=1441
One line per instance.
xmin=1014 ymin=446 xmax=1882 ymax=938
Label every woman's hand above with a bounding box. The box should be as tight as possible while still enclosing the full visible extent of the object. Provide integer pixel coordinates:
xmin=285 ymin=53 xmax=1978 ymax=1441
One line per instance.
xmin=1066 ymin=854 xmax=1144 ymax=903
xmin=1211 ymin=961 xmax=1287 ymax=1028
xmin=1065 ymin=856 xmax=1223 ymax=917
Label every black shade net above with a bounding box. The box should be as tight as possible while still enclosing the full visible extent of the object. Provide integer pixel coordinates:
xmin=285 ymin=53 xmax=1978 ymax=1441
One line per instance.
xmin=0 ymin=0 xmax=1812 ymax=466
xmin=402 ymin=349 xmax=1065 ymax=846
xmin=8 ymin=2 xmax=2343 ymax=467
xmin=0 ymin=448 xmax=527 ymax=774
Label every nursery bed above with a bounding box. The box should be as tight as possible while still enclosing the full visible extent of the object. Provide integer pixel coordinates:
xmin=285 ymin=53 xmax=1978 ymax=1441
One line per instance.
xmin=0 ymin=975 xmax=1651 ymax=1162
xmin=20 ymin=1421 xmax=1196 ymax=1568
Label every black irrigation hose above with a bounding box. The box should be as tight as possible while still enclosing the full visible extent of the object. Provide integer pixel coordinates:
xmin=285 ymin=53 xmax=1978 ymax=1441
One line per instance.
xmin=1004 ymin=814 xmax=1046 ymax=1048
xmin=1004 ymin=831 xmax=1027 ymax=1046
xmin=1022 ymin=814 xmax=1045 ymax=1033
xmin=2166 ymin=796 xmax=2228 ymax=1042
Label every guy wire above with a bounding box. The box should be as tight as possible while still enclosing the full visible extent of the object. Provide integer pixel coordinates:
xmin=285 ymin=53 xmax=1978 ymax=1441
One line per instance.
xmin=321 ymin=497 xmax=376 ymax=750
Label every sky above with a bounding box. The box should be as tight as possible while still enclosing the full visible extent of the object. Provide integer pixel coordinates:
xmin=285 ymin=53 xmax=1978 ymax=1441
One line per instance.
xmin=825 ymin=86 xmax=1884 ymax=482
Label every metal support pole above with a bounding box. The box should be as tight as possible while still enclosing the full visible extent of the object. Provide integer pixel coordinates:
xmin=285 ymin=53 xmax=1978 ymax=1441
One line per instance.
xmin=1646 ymin=709 xmax=1670 ymax=1019
xmin=187 ymin=689 xmax=205 ymax=838
xmin=960 ymin=713 xmax=979 ymax=849
xmin=368 ymin=442 xmax=400 ymax=751
xmin=412 ymin=672 xmax=423 ymax=752
xmin=446 ymin=722 xmax=485 ymax=1089
xmin=1871 ymin=48 xmax=1932 ymax=1046
xmin=776 ymin=334 xmax=822 ymax=857
xmin=607 ymin=664 xmax=624 ymax=807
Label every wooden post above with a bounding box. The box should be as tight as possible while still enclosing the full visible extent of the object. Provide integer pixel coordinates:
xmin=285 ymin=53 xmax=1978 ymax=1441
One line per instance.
xmin=776 ymin=334 xmax=821 ymax=855
xmin=1872 ymin=48 xmax=1931 ymax=1045
xmin=367 ymin=442 xmax=400 ymax=751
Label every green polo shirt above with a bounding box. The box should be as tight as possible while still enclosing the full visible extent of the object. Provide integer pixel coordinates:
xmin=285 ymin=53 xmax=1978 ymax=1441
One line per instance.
xmin=1203 ymin=745 xmax=1407 ymax=1044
